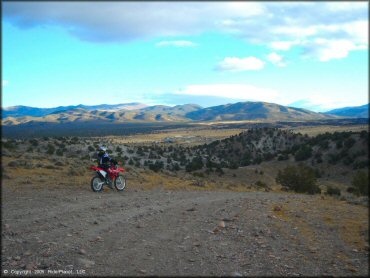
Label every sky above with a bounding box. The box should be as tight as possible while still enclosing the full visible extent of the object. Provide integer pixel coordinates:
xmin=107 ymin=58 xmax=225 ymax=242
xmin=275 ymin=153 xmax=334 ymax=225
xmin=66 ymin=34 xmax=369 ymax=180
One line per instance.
xmin=2 ymin=1 xmax=369 ymax=112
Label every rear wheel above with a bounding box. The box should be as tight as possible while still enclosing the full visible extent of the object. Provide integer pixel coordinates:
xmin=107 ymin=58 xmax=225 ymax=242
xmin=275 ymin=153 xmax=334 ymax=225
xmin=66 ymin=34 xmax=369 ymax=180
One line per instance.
xmin=91 ymin=176 xmax=104 ymax=192
xmin=114 ymin=174 xmax=126 ymax=191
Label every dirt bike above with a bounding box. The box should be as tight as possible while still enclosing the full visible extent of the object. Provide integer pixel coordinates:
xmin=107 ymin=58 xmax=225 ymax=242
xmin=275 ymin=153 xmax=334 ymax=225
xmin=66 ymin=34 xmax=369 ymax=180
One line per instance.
xmin=90 ymin=162 xmax=126 ymax=192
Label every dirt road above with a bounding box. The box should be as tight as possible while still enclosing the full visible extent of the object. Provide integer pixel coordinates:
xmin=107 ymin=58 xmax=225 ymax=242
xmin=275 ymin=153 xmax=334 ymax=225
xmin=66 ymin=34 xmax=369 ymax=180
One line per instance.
xmin=1 ymin=185 xmax=368 ymax=276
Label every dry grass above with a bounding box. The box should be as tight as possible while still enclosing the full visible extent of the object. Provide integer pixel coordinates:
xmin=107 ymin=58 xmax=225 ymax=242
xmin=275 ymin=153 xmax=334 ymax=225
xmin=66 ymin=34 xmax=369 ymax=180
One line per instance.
xmin=272 ymin=196 xmax=368 ymax=251
xmin=105 ymin=128 xmax=245 ymax=145
xmin=286 ymin=125 xmax=368 ymax=136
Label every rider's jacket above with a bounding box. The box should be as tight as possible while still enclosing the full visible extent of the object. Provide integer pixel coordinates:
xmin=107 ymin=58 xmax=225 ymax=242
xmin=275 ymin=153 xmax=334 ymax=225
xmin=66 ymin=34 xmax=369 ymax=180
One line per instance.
xmin=97 ymin=152 xmax=114 ymax=169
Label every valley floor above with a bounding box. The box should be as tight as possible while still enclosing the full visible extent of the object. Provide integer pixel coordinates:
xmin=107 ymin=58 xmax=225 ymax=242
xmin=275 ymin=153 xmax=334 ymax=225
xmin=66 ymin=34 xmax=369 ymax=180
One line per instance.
xmin=1 ymin=183 xmax=368 ymax=276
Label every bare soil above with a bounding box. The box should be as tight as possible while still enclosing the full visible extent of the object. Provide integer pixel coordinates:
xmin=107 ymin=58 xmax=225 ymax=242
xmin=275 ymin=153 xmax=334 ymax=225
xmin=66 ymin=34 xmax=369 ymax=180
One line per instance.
xmin=1 ymin=183 xmax=368 ymax=276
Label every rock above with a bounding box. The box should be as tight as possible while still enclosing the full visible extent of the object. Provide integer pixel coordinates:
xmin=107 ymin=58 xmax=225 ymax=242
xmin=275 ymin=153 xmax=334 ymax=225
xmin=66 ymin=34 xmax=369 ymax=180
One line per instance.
xmin=4 ymin=224 xmax=10 ymax=229
xmin=138 ymin=269 xmax=147 ymax=274
xmin=67 ymin=234 xmax=72 ymax=237
xmin=93 ymin=221 xmax=98 ymax=225
xmin=188 ymin=258 xmax=195 ymax=262
xmin=14 ymin=256 xmax=21 ymax=261
xmin=25 ymin=263 xmax=36 ymax=270
xmin=231 ymin=271 xmax=243 ymax=277
xmin=218 ymin=221 xmax=226 ymax=228
xmin=42 ymin=250 xmax=52 ymax=257
xmin=186 ymin=207 xmax=196 ymax=212
xmin=222 ymin=217 xmax=233 ymax=222
xmin=24 ymin=251 xmax=32 ymax=256
xmin=77 ymin=258 xmax=95 ymax=268
xmin=193 ymin=242 xmax=201 ymax=247
xmin=78 ymin=249 xmax=87 ymax=255
xmin=273 ymin=205 xmax=282 ymax=212
xmin=10 ymin=260 xmax=19 ymax=267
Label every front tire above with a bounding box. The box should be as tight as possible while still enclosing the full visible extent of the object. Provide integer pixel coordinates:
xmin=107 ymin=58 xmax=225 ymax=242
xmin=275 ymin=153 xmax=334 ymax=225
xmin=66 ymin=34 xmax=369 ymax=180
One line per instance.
xmin=91 ymin=176 xmax=104 ymax=192
xmin=114 ymin=174 xmax=126 ymax=191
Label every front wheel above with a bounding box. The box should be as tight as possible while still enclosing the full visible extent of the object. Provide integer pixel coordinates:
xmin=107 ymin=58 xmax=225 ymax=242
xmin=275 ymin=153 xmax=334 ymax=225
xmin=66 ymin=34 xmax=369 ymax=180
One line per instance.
xmin=91 ymin=176 xmax=104 ymax=192
xmin=114 ymin=174 xmax=127 ymax=191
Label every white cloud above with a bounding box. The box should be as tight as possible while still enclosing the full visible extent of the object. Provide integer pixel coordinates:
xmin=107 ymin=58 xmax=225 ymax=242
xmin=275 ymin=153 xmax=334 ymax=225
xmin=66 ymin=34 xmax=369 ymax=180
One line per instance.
xmin=289 ymin=94 xmax=364 ymax=112
xmin=304 ymin=38 xmax=366 ymax=62
xmin=156 ymin=40 xmax=197 ymax=47
xmin=266 ymin=53 xmax=286 ymax=67
xmin=3 ymin=2 xmax=368 ymax=61
xmin=270 ymin=40 xmax=299 ymax=51
xmin=175 ymin=83 xmax=279 ymax=102
xmin=215 ymin=57 xmax=265 ymax=72
xmin=325 ymin=2 xmax=368 ymax=12
xmin=2 ymin=80 xmax=9 ymax=87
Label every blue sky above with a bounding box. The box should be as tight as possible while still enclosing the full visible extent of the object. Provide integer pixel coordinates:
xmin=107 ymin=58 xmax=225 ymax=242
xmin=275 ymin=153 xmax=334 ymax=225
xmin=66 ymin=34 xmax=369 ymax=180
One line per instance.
xmin=2 ymin=1 xmax=368 ymax=112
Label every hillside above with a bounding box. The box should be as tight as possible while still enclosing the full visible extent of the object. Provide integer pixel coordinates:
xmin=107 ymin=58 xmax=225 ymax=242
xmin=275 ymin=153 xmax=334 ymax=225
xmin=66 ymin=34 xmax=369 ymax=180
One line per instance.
xmin=2 ymin=102 xmax=148 ymax=118
xmin=325 ymin=104 xmax=369 ymax=118
xmin=185 ymin=102 xmax=332 ymax=121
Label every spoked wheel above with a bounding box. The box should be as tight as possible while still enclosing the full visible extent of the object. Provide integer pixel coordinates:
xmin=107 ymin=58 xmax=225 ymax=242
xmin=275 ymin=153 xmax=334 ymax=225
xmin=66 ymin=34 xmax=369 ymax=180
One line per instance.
xmin=91 ymin=176 xmax=104 ymax=192
xmin=114 ymin=174 xmax=127 ymax=191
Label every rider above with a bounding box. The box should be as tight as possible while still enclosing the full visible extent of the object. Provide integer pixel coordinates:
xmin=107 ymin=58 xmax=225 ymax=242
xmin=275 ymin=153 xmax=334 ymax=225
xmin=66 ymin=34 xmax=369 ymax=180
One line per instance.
xmin=97 ymin=146 xmax=117 ymax=184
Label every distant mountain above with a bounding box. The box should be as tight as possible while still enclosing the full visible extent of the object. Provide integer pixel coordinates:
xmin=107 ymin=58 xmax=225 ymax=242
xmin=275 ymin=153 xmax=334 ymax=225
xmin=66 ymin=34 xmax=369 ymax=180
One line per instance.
xmin=2 ymin=102 xmax=148 ymax=118
xmin=185 ymin=101 xmax=332 ymax=121
xmin=2 ymin=104 xmax=203 ymax=125
xmin=2 ymin=101 xmax=335 ymax=126
xmin=324 ymin=104 xmax=369 ymax=118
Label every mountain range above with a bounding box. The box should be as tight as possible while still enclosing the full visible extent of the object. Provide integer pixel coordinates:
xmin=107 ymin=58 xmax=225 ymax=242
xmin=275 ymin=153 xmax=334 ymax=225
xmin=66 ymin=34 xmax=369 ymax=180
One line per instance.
xmin=324 ymin=104 xmax=368 ymax=118
xmin=2 ymin=101 xmax=368 ymax=126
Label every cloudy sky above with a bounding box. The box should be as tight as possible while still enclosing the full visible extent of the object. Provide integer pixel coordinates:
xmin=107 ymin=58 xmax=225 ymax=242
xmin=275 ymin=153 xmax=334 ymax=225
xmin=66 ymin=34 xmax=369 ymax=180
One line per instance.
xmin=2 ymin=1 xmax=368 ymax=111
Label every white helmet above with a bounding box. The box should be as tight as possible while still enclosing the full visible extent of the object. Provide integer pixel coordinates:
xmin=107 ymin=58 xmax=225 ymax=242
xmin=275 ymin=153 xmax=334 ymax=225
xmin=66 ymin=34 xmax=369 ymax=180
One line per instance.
xmin=99 ymin=146 xmax=107 ymax=152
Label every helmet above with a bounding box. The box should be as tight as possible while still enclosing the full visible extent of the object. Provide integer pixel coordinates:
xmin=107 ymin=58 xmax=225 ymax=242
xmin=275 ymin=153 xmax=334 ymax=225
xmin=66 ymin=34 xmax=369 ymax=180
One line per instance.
xmin=98 ymin=146 xmax=107 ymax=152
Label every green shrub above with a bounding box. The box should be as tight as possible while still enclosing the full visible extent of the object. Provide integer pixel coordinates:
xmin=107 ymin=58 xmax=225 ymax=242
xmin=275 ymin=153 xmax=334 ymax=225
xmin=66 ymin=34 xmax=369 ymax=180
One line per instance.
xmin=193 ymin=172 xmax=205 ymax=178
xmin=149 ymin=161 xmax=164 ymax=172
xmin=3 ymin=140 xmax=17 ymax=150
xmin=353 ymin=160 xmax=369 ymax=169
xmin=344 ymin=137 xmax=355 ymax=149
xmin=276 ymin=165 xmax=321 ymax=194
xmin=277 ymin=153 xmax=289 ymax=161
xmin=294 ymin=145 xmax=312 ymax=161
xmin=351 ymin=171 xmax=369 ymax=196
xmin=326 ymin=186 xmax=341 ymax=196
xmin=215 ymin=166 xmax=224 ymax=175
xmin=185 ymin=156 xmax=204 ymax=172
xmin=346 ymin=187 xmax=356 ymax=194
xmin=46 ymin=144 xmax=55 ymax=155
xmin=56 ymin=149 xmax=64 ymax=156
xmin=255 ymin=180 xmax=267 ymax=187
xmin=170 ymin=163 xmax=180 ymax=171
xmin=228 ymin=161 xmax=239 ymax=169
xmin=29 ymin=139 xmax=39 ymax=147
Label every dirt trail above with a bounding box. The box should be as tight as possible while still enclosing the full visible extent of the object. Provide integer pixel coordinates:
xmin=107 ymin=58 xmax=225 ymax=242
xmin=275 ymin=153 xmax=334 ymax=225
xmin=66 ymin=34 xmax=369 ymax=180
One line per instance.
xmin=1 ymin=185 xmax=368 ymax=276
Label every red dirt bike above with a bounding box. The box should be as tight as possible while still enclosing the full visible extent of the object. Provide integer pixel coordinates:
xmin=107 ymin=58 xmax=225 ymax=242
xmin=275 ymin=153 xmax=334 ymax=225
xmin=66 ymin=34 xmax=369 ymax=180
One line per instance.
xmin=90 ymin=162 xmax=126 ymax=192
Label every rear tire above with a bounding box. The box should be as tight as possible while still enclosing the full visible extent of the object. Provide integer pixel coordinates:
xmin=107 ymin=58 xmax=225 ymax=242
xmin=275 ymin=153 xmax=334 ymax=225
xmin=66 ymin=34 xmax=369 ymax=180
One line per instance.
xmin=91 ymin=176 xmax=104 ymax=192
xmin=114 ymin=174 xmax=126 ymax=191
